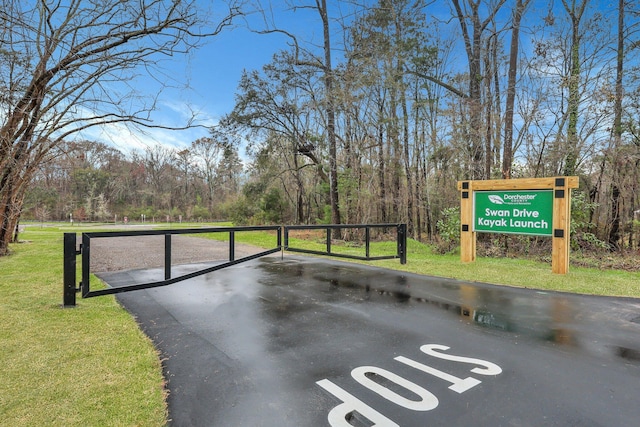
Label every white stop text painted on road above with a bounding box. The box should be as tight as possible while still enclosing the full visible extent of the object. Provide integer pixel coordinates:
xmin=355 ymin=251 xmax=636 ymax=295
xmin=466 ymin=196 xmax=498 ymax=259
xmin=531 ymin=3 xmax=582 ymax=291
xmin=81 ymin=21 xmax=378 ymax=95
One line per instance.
xmin=316 ymin=344 xmax=502 ymax=427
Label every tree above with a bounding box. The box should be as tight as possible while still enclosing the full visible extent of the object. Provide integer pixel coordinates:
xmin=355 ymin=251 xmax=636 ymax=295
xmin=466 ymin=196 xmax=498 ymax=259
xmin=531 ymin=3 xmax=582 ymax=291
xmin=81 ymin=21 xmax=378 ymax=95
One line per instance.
xmin=227 ymin=50 xmax=331 ymax=224
xmin=561 ymin=0 xmax=589 ymax=176
xmin=317 ymin=0 xmax=341 ymax=229
xmin=191 ymin=134 xmax=225 ymax=213
xmin=0 ymin=0 xmax=239 ymax=255
xmin=345 ymin=0 xmax=432 ymax=234
xmin=502 ymin=0 xmax=532 ymax=179
xmin=215 ymin=142 xmax=243 ymax=199
xmin=174 ymin=148 xmax=194 ymax=212
xmin=606 ymin=0 xmax=625 ymax=250
xmin=451 ymin=0 xmax=506 ymax=179
xmin=143 ymin=145 xmax=174 ymax=209
xmin=249 ymin=0 xmax=342 ymax=230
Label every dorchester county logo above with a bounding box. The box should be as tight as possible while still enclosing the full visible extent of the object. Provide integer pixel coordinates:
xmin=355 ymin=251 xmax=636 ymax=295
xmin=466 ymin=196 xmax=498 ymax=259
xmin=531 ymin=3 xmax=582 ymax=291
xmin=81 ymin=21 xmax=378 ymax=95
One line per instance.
xmin=488 ymin=195 xmax=504 ymax=204
xmin=488 ymin=193 xmax=536 ymax=206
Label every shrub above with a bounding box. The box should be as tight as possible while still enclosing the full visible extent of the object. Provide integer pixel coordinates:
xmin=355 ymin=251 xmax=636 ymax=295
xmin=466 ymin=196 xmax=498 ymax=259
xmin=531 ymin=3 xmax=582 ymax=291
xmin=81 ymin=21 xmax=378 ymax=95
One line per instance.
xmin=435 ymin=207 xmax=460 ymax=254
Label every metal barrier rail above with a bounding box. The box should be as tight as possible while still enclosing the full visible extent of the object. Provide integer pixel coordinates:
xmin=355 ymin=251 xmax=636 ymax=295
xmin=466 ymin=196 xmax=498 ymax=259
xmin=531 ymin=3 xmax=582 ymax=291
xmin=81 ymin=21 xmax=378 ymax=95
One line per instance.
xmin=63 ymin=224 xmax=407 ymax=307
xmin=63 ymin=226 xmax=282 ymax=307
xmin=284 ymin=224 xmax=407 ymax=265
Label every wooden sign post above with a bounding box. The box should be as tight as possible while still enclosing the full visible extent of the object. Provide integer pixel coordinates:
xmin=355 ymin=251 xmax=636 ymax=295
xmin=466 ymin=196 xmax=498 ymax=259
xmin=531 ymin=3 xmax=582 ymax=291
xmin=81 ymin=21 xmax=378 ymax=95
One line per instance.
xmin=457 ymin=177 xmax=579 ymax=274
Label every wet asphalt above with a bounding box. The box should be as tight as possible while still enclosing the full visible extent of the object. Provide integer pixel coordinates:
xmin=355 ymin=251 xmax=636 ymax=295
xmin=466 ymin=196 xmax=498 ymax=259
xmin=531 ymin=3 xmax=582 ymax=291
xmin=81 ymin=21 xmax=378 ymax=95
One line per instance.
xmin=99 ymin=256 xmax=640 ymax=427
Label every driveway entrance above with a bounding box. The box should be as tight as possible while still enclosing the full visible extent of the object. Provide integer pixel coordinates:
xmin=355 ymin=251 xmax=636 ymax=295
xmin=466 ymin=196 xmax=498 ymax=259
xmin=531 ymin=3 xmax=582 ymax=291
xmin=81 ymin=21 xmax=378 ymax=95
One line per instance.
xmin=99 ymin=257 xmax=640 ymax=426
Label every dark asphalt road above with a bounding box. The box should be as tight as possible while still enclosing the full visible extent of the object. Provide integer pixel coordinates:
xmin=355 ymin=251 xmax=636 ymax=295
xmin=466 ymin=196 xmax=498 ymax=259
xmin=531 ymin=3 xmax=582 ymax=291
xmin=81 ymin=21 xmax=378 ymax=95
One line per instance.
xmin=99 ymin=256 xmax=640 ymax=427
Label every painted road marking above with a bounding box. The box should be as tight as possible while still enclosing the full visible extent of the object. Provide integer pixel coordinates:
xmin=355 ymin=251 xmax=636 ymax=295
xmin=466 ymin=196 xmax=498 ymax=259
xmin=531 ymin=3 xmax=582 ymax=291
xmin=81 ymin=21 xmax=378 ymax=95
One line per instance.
xmin=351 ymin=366 xmax=439 ymax=411
xmin=317 ymin=343 xmax=503 ymax=426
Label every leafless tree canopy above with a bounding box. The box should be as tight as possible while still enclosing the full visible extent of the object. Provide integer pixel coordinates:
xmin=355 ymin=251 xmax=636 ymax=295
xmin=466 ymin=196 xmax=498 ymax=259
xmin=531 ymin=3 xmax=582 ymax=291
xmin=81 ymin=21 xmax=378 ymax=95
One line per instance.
xmin=0 ymin=0 xmax=241 ymax=254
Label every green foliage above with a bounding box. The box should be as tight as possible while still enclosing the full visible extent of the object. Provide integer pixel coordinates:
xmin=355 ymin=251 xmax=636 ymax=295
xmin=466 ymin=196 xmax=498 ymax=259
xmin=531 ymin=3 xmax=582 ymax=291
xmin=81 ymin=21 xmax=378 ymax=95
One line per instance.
xmin=319 ymin=204 xmax=332 ymax=224
xmin=228 ymin=196 xmax=257 ymax=225
xmin=570 ymin=191 xmax=597 ymax=233
xmin=570 ymin=191 xmax=609 ymax=251
xmin=23 ymin=186 xmax=59 ymax=220
xmin=260 ymin=187 xmax=287 ymax=224
xmin=227 ymin=177 xmax=294 ymax=225
xmin=192 ymin=204 xmax=211 ymax=221
xmin=577 ymin=232 xmax=610 ymax=250
xmin=435 ymin=207 xmax=460 ymax=253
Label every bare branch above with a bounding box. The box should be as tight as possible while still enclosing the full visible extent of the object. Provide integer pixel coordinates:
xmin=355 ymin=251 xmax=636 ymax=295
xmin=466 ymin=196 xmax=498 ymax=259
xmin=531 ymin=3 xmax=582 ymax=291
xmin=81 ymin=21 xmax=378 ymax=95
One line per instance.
xmin=405 ymin=68 xmax=469 ymax=99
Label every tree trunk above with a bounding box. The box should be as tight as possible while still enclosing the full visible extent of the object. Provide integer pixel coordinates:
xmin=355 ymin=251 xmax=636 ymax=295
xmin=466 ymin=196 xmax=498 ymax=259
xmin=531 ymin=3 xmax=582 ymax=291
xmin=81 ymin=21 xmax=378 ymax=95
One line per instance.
xmin=317 ymin=0 xmax=341 ymax=234
xmin=608 ymin=0 xmax=625 ymax=250
xmin=451 ymin=0 xmax=506 ymax=180
xmin=378 ymin=112 xmax=387 ymax=223
xmin=609 ymin=185 xmax=621 ymax=250
xmin=562 ymin=0 xmax=588 ymax=176
xmin=0 ymin=172 xmax=27 ymax=255
xmin=503 ymin=0 xmax=530 ymax=179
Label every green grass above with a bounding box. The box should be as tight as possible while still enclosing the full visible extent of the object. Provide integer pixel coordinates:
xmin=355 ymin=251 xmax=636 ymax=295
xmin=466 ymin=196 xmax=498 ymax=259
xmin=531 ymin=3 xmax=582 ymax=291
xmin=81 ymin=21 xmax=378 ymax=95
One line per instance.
xmin=0 ymin=227 xmax=167 ymax=426
xmin=177 ymin=224 xmax=640 ymax=298
xmin=373 ymin=240 xmax=640 ymax=297
xmin=282 ymin=234 xmax=640 ymax=298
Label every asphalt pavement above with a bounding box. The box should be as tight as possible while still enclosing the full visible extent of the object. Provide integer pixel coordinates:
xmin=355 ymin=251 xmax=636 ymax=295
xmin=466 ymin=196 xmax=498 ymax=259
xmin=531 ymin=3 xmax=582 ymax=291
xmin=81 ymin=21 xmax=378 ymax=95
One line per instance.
xmin=98 ymin=256 xmax=640 ymax=427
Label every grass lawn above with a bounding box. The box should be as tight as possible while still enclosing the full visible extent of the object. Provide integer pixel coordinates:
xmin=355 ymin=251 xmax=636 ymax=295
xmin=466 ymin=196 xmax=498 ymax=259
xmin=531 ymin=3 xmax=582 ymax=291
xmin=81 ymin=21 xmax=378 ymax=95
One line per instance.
xmin=369 ymin=240 xmax=640 ymax=298
xmin=198 ymin=225 xmax=640 ymax=298
xmin=0 ymin=226 xmax=167 ymax=426
xmin=1 ymin=222 xmax=637 ymax=426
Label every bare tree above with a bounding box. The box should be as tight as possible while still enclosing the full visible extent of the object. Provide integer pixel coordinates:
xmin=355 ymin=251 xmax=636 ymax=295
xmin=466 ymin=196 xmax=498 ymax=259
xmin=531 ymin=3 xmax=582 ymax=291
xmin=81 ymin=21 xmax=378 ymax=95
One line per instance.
xmin=191 ymin=136 xmax=223 ymax=213
xmin=451 ymin=0 xmax=506 ymax=179
xmin=143 ymin=144 xmax=175 ymax=209
xmin=317 ymin=0 xmax=341 ymax=230
xmin=248 ymin=0 xmax=342 ymax=230
xmin=0 ymin=0 xmax=240 ymax=255
xmin=561 ymin=0 xmax=589 ymax=176
xmin=502 ymin=0 xmax=532 ymax=179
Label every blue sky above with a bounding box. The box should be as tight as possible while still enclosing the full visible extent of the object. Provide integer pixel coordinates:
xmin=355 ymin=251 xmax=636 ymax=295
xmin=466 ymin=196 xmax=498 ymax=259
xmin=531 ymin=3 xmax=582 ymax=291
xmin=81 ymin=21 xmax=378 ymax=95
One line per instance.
xmin=77 ymin=0 xmax=617 ymax=156
xmin=79 ymin=2 xmax=322 ymax=154
xmin=80 ymin=26 xmax=290 ymax=153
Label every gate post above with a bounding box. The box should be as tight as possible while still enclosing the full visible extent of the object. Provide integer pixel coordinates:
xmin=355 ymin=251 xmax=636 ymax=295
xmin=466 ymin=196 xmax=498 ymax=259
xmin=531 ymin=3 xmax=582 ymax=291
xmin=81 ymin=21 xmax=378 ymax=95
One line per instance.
xmin=63 ymin=233 xmax=77 ymax=307
xmin=397 ymin=224 xmax=407 ymax=265
xmin=164 ymin=234 xmax=172 ymax=280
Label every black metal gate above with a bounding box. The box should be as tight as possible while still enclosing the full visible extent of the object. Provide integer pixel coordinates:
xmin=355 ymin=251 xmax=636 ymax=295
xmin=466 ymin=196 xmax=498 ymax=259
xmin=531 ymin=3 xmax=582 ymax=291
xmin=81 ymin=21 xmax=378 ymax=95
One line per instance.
xmin=284 ymin=223 xmax=406 ymax=264
xmin=63 ymin=224 xmax=406 ymax=307
xmin=63 ymin=226 xmax=282 ymax=307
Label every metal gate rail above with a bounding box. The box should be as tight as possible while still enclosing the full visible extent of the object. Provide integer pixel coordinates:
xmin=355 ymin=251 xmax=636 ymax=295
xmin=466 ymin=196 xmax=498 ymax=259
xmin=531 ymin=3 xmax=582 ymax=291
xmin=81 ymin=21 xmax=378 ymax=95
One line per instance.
xmin=63 ymin=226 xmax=281 ymax=307
xmin=284 ymin=224 xmax=407 ymax=265
xmin=63 ymin=224 xmax=407 ymax=307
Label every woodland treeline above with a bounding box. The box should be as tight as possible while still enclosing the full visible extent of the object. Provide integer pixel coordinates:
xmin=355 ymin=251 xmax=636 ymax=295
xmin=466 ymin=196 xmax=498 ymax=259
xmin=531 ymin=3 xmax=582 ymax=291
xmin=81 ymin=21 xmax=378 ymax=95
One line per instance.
xmin=26 ymin=138 xmax=244 ymax=224
xmin=20 ymin=0 xmax=640 ymax=252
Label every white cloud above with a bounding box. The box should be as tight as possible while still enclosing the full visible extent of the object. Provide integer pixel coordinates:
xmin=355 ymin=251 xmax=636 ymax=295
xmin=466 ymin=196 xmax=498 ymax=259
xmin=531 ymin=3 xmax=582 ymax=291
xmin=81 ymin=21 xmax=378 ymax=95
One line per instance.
xmin=75 ymin=99 xmax=219 ymax=154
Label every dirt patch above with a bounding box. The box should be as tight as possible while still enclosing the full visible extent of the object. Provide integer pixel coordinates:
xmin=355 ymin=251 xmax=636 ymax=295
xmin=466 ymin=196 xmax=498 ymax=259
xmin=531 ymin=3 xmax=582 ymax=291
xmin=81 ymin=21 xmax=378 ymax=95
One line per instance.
xmin=90 ymin=235 xmax=267 ymax=273
xmin=287 ymin=229 xmax=326 ymax=241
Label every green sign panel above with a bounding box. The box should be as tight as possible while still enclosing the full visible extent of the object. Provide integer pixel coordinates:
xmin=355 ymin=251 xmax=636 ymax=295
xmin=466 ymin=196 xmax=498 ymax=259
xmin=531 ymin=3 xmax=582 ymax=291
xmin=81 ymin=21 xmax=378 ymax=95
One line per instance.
xmin=474 ymin=190 xmax=553 ymax=236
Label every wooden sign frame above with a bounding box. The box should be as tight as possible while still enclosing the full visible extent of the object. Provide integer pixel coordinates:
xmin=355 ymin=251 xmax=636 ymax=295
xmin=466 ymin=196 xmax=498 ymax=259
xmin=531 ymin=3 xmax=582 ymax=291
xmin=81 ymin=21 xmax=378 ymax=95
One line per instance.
xmin=457 ymin=177 xmax=579 ymax=274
